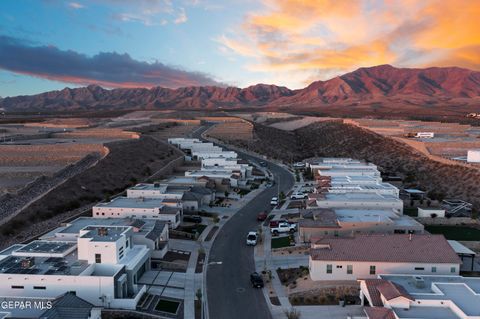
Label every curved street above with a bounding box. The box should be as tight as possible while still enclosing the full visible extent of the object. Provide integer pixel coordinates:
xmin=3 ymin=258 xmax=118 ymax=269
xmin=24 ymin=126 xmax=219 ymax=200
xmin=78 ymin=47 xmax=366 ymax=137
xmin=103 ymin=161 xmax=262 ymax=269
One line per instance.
xmin=198 ymin=129 xmax=295 ymax=319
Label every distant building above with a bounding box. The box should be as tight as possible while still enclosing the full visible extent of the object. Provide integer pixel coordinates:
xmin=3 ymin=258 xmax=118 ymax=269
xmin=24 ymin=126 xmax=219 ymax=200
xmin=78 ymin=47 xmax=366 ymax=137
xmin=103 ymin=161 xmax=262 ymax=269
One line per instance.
xmin=308 ymin=234 xmax=461 ymax=281
xmin=467 ymin=149 xmax=480 ymax=163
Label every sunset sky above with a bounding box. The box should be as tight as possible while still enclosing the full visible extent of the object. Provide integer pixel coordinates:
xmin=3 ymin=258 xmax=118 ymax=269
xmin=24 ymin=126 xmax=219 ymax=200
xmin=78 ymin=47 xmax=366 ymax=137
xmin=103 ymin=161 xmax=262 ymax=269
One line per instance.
xmin=0 ymin=0 xmax=479 ymax=97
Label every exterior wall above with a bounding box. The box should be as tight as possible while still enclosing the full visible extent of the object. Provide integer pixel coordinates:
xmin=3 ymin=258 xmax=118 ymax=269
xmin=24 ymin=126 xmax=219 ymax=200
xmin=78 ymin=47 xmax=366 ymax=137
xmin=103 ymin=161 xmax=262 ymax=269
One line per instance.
xmin=467 ymin=150 xmax=480 ymax=163
xmin=418 ymin=208 xmax=446 ymax=218
xmin=126 ymin=189 xmax=183 ymax=200
xmin=0 ymin=273 xmax=117 ymax=308
xmin=309 ymin=259 xmax=460 ymax=281
xmin=93 ymin=206 xmax=160 ymax=218
xmin=183 ymin=200 xmax=199 ymax=212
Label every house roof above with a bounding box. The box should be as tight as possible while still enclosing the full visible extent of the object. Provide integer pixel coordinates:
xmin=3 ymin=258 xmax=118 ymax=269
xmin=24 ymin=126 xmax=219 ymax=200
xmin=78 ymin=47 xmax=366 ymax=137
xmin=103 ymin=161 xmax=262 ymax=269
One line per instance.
xmin=376 ymin=281 xmax=414 ymax=302
xmin=40 ymin=292 xmax=94 ymax=319
xmin=364 ymin=279 xmax=386 ymax=306
xmin=145 ymin=220 xmax=168 ymax=241
xmin=364 ymin=307 xmax=396 ymax=319
xmin=299 ymin=209 xmax=340 ymax=228
xmin=310 ymin=234 xmax=461 ymax=264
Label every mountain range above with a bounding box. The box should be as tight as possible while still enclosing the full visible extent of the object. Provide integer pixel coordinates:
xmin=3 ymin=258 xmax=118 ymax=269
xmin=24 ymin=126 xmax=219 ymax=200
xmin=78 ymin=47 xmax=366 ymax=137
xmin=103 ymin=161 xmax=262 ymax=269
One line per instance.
xmin=1 ymin=65 xmax=479 ymax=112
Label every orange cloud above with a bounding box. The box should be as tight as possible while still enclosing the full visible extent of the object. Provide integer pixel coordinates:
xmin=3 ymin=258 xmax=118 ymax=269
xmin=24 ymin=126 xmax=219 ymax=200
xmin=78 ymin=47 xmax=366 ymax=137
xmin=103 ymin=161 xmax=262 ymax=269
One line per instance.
xmin=220 ymin=0 xmax=480 ymax=88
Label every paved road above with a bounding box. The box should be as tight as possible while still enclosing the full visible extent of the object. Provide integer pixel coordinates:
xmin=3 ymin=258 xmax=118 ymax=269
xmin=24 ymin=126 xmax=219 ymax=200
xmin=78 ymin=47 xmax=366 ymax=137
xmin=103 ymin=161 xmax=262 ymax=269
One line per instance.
xmin=194 ymin=126 xmax=295 ymax=319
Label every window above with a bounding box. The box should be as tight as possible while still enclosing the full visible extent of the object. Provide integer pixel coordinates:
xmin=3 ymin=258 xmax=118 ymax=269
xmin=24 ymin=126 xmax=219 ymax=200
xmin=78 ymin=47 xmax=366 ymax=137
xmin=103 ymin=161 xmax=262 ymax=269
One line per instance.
xmin=431 ymin=266 xmax=437 ymax=273
xmin=326 ymin=264 xmax=332 ymax=274
xmin=34 ymin=286 xmax=46 ymax=290
xmin=369 ymin=265 xmax=376 ymax=275
xmin=450 ymin=267 xmax=456 ymax=273
xmin=11 ymin=286 xmax=24 ymax=289
xmin=414 ymin=267 xmax=425 ymax=271
xmin=95 ymin=253 xmax=102 ymax=263
xmin=347 ymin=265 xmax=353 ymax=274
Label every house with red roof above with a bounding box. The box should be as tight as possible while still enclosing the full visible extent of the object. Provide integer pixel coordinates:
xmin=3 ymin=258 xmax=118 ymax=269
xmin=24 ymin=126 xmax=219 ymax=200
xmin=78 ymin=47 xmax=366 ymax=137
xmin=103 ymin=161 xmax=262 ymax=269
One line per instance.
xmin=308 ymin=234 xmax=461 ymax=281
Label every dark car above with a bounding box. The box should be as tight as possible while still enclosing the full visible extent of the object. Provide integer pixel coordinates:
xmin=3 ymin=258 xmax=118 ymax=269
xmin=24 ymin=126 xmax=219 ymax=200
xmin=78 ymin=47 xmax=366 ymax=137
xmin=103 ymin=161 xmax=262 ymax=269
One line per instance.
xmin=250 ymin=272 xmax=264 ymax=288
xmin=183 ymin=215 xmax=202 ymax=223
xmin=257 ymin=211 xmax=268 ymax=221
xmin=259 ymin=161 xmax=268 ymax=167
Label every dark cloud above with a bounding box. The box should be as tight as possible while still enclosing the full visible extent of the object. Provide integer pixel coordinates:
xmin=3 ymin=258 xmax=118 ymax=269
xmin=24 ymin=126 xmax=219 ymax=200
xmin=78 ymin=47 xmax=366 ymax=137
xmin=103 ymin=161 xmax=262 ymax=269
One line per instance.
xmin=0 ymin=35 xmax=221 ymax=88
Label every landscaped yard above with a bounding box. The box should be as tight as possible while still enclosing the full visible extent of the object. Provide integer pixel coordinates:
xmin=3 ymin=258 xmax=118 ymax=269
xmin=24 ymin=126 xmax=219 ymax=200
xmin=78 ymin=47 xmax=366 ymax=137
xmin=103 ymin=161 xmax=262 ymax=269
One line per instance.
xmin=155 ymin=299 xmax=180 ymax=314
xmin=271 ymin=235 xmax=293 ymax=249
xmin=425 ymin=225 xmax=480 ymax=241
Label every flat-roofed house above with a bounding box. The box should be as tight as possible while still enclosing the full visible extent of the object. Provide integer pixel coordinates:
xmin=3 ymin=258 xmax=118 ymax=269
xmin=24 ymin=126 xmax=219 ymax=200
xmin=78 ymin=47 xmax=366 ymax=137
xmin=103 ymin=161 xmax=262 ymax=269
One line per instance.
xmin=92 ymin=197 xmax=182 ymax=228
xmin=309 ymin=234 xmax=461 ymax=281
xmin=308 ymin=193 xmax=404 ymax=214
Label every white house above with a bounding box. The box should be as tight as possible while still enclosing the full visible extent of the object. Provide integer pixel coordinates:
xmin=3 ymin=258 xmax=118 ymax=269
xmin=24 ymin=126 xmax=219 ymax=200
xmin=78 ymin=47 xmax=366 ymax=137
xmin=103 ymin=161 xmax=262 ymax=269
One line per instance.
xmin=0 ymin=225 xmax=151 ymax=310
xmin=467 ymin=150 xmax=480 ymax=163
xmin=327 ymin=183 xmax=399 ymax=197
xmin=93 ymin=197 xmax=182 ymax=228
xmin=41 ymin=217 xmax=169 ymax=259
xmin=307 ymin=158 xmax=381 ymax=178
xmin=360 ymin=275 xmax=480 ymax=319
xmin=308 ymin=192 xmax=404 ymax=214
xmin=309 ymin=234 xmax=461 ymax=281
xmin=127 ymin=183 xmax=215 ymax=212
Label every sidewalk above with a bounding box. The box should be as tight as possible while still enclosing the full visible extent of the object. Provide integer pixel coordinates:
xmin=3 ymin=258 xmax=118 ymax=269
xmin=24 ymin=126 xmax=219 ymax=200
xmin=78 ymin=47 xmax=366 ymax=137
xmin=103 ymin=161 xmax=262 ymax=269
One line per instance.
xmin=183 ymin=248 xmax=199 ymax=319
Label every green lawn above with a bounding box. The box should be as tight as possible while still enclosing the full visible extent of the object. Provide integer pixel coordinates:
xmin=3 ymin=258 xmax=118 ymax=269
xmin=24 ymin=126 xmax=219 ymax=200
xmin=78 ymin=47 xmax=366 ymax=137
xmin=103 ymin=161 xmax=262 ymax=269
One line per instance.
xmin=425 ymin=225 xmax=480 ymax=241
xmin=271 ymin=236 xmax=293 ymax=249
xmin=155 ymin=299 xmax=180 ymax=314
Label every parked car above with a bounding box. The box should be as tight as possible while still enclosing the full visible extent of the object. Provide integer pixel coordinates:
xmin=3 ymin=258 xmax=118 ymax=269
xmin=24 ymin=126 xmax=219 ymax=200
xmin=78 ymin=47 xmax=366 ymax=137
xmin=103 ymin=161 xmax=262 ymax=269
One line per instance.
xmin=270 ymin=197 xmax=279 ymax=206
xmin=250 ymin=272 xmax=264 ymax=288
xmin=266 ymin=180 xmax=275 ymax=187
xmin=246 ymin=231 xmax=258 ymax=246
xmin=259 ymin=161 xmax=268 ymax=167
xmin=293 ymin=162 xmax=305 ymax=168
xmin=271 ymin=222 xmax=297 ymax=235
xmin=257 ymin=211 xmax=268 ymax=221
xmin=290 ymin=192 xmax=308 ymax=200
xmin=183 ymin=215 xmax=202 ymax=223
xmin=269 ymin=219 xmax=288 ymax=228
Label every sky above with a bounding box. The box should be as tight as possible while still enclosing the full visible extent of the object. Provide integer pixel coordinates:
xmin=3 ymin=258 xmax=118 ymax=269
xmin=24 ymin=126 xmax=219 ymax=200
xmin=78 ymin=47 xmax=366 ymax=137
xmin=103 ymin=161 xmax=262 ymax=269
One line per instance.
xmin=0 ymin=0 xmax=479 ymax=97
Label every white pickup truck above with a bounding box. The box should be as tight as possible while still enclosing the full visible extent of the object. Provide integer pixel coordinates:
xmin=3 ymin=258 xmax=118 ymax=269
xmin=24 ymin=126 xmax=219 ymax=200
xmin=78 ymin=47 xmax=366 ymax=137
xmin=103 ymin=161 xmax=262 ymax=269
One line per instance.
xmin=271 ymin=222 xmax=297 ymax=235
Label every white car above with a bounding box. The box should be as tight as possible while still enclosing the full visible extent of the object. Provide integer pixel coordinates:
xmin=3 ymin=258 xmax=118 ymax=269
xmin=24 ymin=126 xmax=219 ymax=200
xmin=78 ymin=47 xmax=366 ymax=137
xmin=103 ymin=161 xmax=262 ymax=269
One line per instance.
xmin=293 ymin=162 xmax=305 ymax=168
xmin=290 ymin=192 xmax=307 ymax=200
xmin=270 ymin=197 xmax=279 ymax=206
xmin=246 ymin=231 xmax=258 ymax=245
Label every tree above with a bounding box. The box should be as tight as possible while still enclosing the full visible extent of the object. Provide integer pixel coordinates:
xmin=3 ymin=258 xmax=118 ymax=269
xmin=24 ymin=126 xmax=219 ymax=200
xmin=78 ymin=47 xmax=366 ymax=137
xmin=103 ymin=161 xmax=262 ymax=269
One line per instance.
xmin=279 ymin=191 xmax=286 ymax=200
xmin=224 ymin=191 xmax=230 ymax=199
